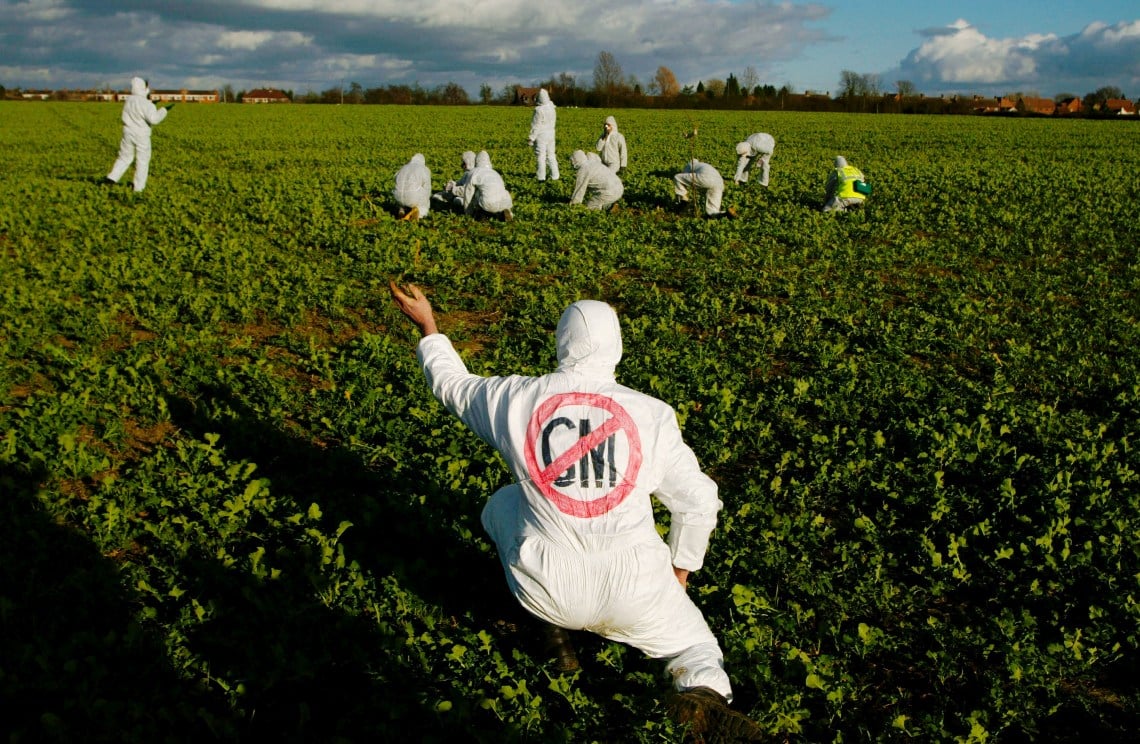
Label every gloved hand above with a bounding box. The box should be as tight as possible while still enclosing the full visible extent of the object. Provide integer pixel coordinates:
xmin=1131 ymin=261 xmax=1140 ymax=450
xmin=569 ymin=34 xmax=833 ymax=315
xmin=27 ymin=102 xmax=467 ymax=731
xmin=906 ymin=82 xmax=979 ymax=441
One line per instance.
xmin=164 ymin=103 xmax=176 ymax=110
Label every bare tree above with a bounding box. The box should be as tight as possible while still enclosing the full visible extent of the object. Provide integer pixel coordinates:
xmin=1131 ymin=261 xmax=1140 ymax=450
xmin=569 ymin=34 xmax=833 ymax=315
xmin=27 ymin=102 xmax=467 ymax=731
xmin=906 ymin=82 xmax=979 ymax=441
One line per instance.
xmin=593 ymin=51 xmax=625 ymax=99
xmin=896 ymin=80 xmax=917 ymax=97
xmin=652 ymin=66 xmax=680 ymax=97
xmin=556 ymin=72 xmax=577 ymax=90
xmin=740 ymin=66 xmax=760 ymax=95
xmin=840 ymin=70 xmax=881 ymax=98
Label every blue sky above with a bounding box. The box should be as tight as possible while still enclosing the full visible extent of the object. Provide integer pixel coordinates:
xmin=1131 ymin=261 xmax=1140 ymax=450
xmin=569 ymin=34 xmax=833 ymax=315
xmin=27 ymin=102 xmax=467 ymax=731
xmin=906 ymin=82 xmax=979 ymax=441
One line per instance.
xmin=1 ymin=1 xmax=1136 ymax=98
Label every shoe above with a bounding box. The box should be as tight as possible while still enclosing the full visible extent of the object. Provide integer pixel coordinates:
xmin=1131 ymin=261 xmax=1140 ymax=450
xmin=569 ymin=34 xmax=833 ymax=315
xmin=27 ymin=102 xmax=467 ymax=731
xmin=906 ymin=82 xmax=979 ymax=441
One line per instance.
xmin=502 ymin=209 xmax=513 ymax=222
xmin=541 ymin=624 xmax=579 ymax=673
xmin=100 ymin=177 xmax=117 ymax=186
xmin=400 ymin=206 xmax=420 ymax=221
xmin=667 ymin=686 xmax=765 ymax=742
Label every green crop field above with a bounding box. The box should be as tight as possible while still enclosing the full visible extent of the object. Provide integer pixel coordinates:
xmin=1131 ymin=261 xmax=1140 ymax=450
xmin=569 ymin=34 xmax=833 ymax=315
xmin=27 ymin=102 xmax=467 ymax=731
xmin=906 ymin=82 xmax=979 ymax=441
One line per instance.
xmin=1 ymin=101 xmax=1137 ymax=742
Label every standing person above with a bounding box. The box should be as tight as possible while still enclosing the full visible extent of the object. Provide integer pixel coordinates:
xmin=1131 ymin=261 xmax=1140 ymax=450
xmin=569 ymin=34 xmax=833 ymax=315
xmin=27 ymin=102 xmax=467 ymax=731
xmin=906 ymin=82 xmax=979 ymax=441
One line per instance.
xmin=822 ymin=155 xmax=869 ymax=212
xmin=569 ymin=150 xmax=624 ymax=211
xmin=388 ymin=283 xmax=764 ymax=741
xmin=527 ymin=88 xmax=560 ymax=182
xmin=103 ymin=77 xmax=171 ymax=192
xmin=431 ymin=150 xmax=476 ymax=213
xmin=461 ymin=151 xmax=514 ymax=221
xmin=595 ymin=115 xmax=628 ymax=173
xmin=674 ymin=159 xmax=735 ymax=219
xmin=393 ymin=153 xmax=432 ymax=221
xmin=733 ymin=132 xmax=775 ymax=186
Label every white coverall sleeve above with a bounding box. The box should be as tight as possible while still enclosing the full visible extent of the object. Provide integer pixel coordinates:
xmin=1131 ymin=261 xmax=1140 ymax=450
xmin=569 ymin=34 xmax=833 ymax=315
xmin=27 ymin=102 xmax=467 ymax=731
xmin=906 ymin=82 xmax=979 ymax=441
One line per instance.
xmin=651 ymin=411 xmax=722 ymax=571
xmin=528 ymin=110 xmax=542 ymax=143
xmin=569 ymin=169 xmax=590 ymax=205
xmin=144 ymin=102 xmax=168 ymax=127
xmin=416 ymin=334 xmax=511 ymax=446
xmin=460 ymin=173 xmax=479 ymax=214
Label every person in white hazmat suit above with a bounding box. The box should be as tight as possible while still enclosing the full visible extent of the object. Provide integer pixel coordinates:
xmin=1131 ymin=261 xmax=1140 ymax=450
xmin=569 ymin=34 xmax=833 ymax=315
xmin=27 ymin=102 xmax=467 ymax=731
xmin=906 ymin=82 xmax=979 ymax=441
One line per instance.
xmin=461 ymin=151 xmax=514 ymax=221
xmin=674 ymin=159 xmax=734 ymax=218
xmin=388 ymin=283 xmax=765 ymax=741
xmin=595 ymin=115 xmax=628 ymax=173
xmin=569 ymin=150 xmax=624 ymax=211
xmin=527 ymin=88 xmax=560 ymax=181
xmin=104 ymin=77 xmax=171 ymax=192
xmin=733 ymin=132 xmax=775 ymax=186
xmin=431 ymin=150 xmax=477 ymax=213
xmin=393 ymin=153 xmax=432 ymax=221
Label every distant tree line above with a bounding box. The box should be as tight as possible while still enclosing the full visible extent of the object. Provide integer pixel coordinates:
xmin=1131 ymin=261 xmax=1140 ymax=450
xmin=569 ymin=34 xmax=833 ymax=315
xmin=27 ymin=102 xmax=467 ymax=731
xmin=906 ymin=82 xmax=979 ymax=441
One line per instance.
xmin=2 ymin=50 xmax=1135 ymax=118
xmin=287 ymin=52 xmax=1134 ymax=118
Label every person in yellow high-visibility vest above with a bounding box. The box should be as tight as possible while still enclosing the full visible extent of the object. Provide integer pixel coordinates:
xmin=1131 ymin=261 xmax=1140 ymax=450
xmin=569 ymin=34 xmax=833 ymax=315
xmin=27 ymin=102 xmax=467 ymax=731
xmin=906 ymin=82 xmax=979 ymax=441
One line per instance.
xmin=822 ymin=155 xmax=868 ymax=212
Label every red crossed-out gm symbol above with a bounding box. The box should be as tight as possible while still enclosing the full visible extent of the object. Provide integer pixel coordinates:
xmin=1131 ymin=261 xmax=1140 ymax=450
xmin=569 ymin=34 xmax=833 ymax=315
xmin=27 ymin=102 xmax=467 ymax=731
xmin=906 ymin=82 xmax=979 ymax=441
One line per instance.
xmin=524 ymin=392 xmax=643 ymax=518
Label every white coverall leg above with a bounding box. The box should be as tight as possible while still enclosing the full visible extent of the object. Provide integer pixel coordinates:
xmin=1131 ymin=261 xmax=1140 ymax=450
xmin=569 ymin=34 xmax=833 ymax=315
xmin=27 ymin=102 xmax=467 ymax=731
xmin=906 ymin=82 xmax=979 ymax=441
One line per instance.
xmin=481 ymin=485 xmax=732 ymax=699
xmin=108 ymin=131 xmax=153 ymax=192
xmin=757 ymin=154 xmax=771 ymax=187
xmin=735 ymin=154 xmax=770 ymax=186
xmin=534 ymin=135 xmax=559 ymax=181
xmin=675 ymin=172 xmax=723 ymax=216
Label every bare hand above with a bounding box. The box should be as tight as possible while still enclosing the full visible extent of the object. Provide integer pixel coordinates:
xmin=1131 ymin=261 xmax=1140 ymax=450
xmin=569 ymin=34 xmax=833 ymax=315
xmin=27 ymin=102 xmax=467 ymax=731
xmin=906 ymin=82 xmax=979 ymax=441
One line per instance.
xmin=389 ymin=281 xmax=439 ymax=336
xmin=673 ymin=566 xmax=690 ymax=589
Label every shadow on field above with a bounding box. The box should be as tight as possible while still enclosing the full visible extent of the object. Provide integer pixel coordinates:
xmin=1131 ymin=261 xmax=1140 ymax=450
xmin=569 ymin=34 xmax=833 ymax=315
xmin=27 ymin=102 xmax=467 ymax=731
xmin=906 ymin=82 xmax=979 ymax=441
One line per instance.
xmin=0 ymin=463 xmax=241 ymax=742
xmin=162 ymin=384 xmax=544 ymax=741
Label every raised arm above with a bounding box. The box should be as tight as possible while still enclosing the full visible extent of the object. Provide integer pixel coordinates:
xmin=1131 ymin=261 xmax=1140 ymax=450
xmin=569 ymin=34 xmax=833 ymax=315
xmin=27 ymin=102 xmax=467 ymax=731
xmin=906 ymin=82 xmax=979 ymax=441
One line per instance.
xmin=389 ymin=281 xmax=439 ymax=336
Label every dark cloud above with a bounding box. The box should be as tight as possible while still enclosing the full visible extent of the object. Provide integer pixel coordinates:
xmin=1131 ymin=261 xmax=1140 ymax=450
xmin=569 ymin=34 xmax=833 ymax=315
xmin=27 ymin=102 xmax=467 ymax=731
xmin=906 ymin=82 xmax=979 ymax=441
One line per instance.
xmin=0 ymin=0 xmax=835 ymax=92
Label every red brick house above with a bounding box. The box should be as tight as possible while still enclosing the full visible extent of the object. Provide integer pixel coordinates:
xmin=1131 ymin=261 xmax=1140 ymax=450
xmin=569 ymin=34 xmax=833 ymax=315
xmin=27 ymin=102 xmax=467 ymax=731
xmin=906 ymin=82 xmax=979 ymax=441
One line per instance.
xmin=1103 ymin=98 xmax=1136 ymax=115
xmin=1055 ymin=97 xmax=1082 ymax=115
xmin=244 ymin=88 xmax=291 ymax=103
xmin=513 ymin=86 xmax=540 ymax=105
xmin=1018 ymin=96 xmax=1056 ymax=115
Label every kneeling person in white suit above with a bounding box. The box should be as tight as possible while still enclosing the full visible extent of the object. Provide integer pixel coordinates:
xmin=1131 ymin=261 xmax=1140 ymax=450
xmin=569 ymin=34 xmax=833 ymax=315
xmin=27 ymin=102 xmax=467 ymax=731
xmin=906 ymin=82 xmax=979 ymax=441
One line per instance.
xmin=461 ymin=151 xmax=514 ymax=221
xmin=389 ymin=283 xmax=763 ymax=740
xmin=393 ymin=153 xmax=432 ymax=220
xmin=569 ymin=149 xmax=624 ymax=211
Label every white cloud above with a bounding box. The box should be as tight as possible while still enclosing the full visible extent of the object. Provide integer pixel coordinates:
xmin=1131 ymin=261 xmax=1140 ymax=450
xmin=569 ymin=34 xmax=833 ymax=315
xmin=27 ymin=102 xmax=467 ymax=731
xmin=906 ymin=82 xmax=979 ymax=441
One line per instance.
xmin=217 ymin=30 xmax=311 ymax=51
xmin=1080 ymin=18 xmax=1140 ymax=44
xmin=1 ymin=0 xmax=73 ymax=23
xmin=902 ymin=20 xmax=1054 ymax=84
xmin=891 ymin=18 xmax=1140 ymax=95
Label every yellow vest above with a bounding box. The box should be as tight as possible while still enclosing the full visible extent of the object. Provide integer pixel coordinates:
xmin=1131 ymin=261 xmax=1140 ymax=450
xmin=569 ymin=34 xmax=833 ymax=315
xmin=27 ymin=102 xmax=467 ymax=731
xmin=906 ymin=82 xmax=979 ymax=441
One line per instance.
xmin=835 ymin=165 xmax=866 ymax=200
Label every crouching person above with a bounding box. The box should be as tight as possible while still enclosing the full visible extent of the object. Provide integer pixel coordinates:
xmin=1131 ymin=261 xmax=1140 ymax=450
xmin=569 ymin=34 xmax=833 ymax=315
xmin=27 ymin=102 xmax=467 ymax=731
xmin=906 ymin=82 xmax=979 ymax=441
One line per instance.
xmin=389 ymin=283 xmax=765 ymax=742
xmin=569 ymin=150 xmax=624 ymax=212
xmin=461 ymin=151 xmax=514 ymax=221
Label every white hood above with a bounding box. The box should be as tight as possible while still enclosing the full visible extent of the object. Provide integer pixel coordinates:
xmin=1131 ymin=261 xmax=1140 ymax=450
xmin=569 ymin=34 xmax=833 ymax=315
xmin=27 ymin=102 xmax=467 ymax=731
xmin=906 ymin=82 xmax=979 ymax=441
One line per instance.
xmin=537 ymin=88 xmax=552 ymax=105
xmin=556 ymin=300 xmax=622 ymax=376
xmin=131 ymin=77 xmax=148 ymax=97
xmin=570 ymin=149 xmax=588 ymax=168
xmin=475 ymin=150 xmax=492 ymax=168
